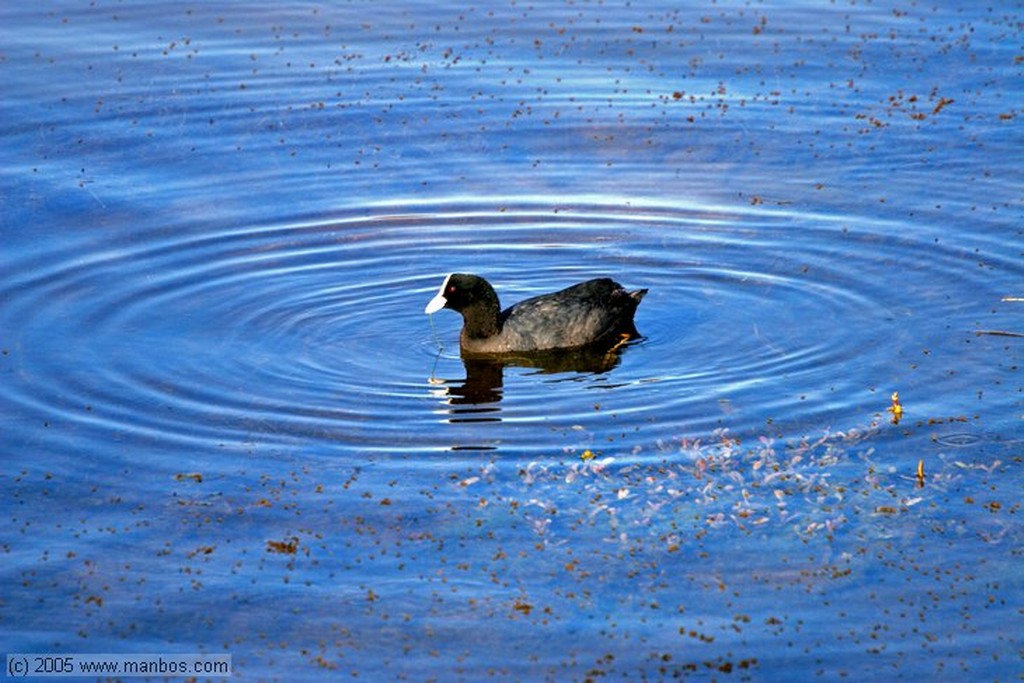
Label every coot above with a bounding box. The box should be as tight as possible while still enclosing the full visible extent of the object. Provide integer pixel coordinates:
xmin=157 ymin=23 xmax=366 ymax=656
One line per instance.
xmin=424 ymin=273 xmax=647 ymax=355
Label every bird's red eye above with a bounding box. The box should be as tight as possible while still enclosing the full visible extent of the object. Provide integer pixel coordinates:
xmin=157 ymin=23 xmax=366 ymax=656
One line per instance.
xmin=447 ymin=285 xmax=456 ymax=293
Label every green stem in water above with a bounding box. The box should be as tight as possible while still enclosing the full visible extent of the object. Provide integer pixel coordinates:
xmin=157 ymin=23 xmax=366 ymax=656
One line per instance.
xmin=428 ymin=313 xmax=444 ymax=352
xmin=427 ymin=314 xmax=445 ymax=385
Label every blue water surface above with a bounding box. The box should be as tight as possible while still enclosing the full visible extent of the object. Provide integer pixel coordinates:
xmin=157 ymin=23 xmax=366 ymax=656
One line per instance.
xmin=2 ymin=2 xmax=1021 ymax=681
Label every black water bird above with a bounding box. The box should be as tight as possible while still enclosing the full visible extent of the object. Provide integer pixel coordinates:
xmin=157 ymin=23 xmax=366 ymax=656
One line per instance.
xmin=425 ymin=273 xmax=647 ymax=356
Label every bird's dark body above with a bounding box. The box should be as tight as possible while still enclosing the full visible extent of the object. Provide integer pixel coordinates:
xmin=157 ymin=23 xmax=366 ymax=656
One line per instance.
xmin=425 ymin=273 xmax=647 ymax=357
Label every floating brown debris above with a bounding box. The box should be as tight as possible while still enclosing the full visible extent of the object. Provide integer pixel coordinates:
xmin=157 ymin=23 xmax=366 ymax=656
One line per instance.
xmin=975 ymin=330 xmax=1024 ymax=338
xmin=266 ymin=537 xmax=299 ymax=555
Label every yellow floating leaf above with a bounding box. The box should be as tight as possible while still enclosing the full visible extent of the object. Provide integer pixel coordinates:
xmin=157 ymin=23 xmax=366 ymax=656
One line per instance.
xmin=887 ymin=391 xmax=903 ymax=424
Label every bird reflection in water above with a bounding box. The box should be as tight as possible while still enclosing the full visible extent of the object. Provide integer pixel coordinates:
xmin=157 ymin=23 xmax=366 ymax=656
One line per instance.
xmin=429 ymin=333 xmax=638 ymax=415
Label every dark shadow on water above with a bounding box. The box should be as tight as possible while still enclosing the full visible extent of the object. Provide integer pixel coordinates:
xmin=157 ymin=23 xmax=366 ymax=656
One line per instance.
xmin=430 ymin=337 xmax=641 ymax=412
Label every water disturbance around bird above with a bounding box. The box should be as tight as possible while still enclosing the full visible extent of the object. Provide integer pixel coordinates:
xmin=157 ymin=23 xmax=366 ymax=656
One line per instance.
xmin=2 ymin=2 xmax=1020 ymax=680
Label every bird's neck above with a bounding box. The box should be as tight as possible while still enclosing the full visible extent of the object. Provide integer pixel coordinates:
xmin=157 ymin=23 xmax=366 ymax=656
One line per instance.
xmin=461 ymin=281 xmax=501 ymax=339
xmin=461 ymin=302 xmax=502 ymax=339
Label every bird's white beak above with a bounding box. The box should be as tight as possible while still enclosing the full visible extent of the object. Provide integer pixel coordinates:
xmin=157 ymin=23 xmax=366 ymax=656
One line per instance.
xmin=425 ymin=274 xmax=452 ymax=314
xmin=424 ymin=292 xmax=446 ymax=314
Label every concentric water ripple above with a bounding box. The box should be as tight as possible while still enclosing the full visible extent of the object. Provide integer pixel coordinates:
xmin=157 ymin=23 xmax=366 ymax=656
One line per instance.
xmin=3 ymin=3 xmax=1022 ymax=679
xmin=3 ymin=199 xmax=1017 ymax=462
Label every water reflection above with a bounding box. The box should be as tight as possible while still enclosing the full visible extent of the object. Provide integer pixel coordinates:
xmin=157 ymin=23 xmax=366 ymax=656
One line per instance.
xmin=430 ymin=337 xmax=640 ymax=412
xmin=4 ymin=1 xmax=1022 ymax=677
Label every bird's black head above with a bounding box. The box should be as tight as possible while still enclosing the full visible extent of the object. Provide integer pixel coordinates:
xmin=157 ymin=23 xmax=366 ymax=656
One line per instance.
xmin=424 ymin=273 xmax=495 ymax=314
